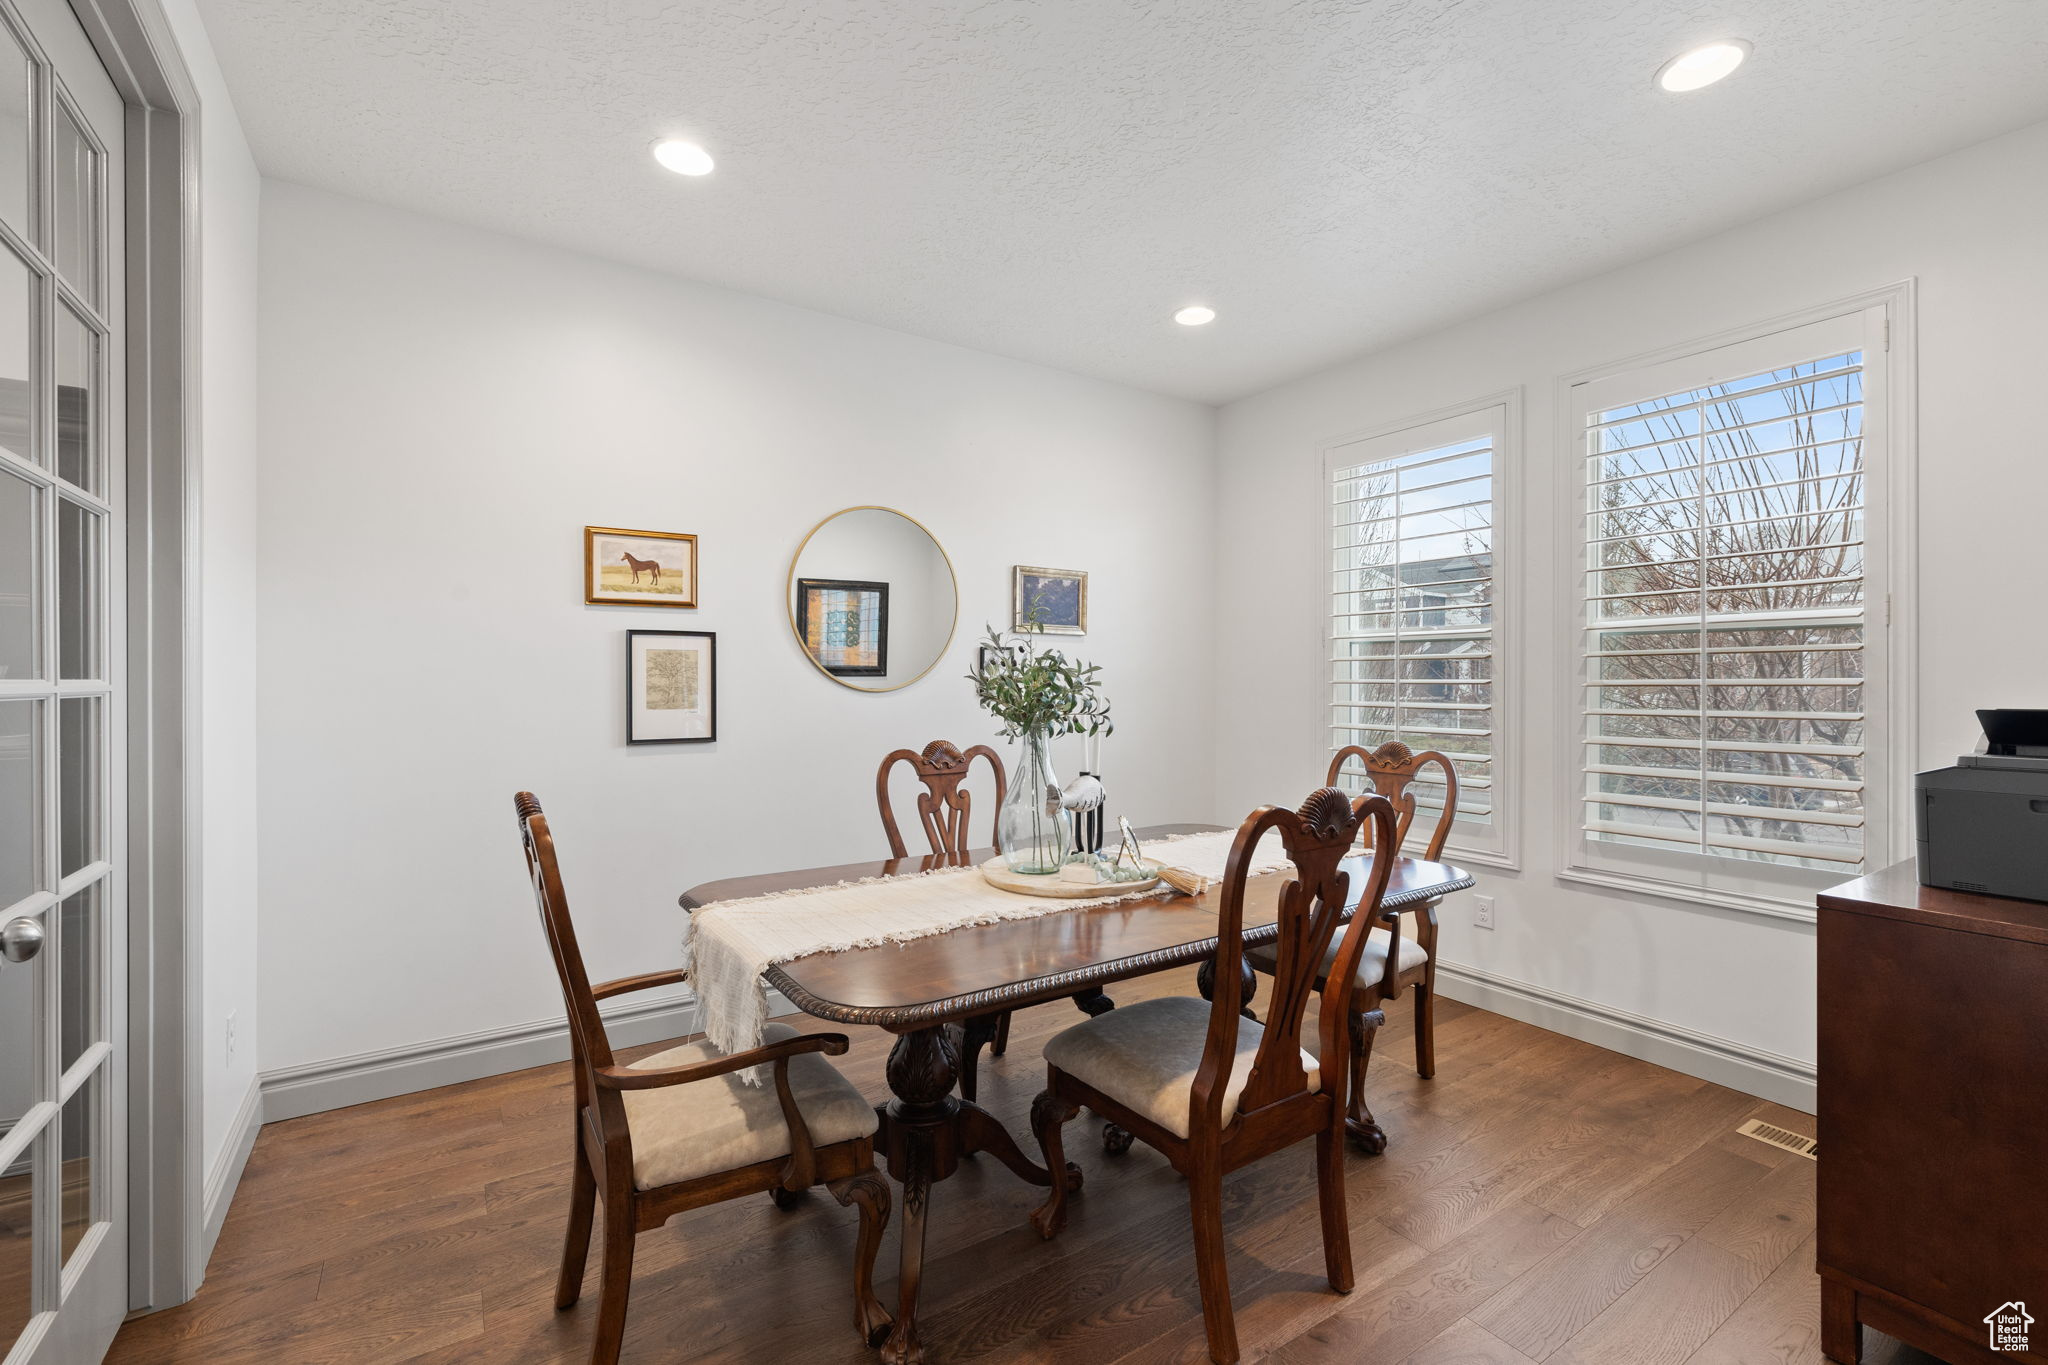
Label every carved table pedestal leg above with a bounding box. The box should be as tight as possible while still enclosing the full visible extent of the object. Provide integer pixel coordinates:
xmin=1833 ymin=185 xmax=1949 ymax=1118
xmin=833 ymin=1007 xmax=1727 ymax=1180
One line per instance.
xmin=876 ymin=1021 xmax=1066 ymax=1365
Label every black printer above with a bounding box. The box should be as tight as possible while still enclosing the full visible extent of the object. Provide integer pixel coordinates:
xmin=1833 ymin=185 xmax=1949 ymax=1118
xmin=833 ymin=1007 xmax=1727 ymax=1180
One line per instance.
xmin=1915 ymin=708 xmax=2048 ymax=902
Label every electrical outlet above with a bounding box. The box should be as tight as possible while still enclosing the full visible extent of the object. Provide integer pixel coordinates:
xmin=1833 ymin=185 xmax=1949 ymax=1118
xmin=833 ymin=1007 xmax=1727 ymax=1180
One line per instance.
xmin=225 ymin=1010 xmax=237 ymax=1065
xmin=1472 ymin=895 xmax=1496 ymax=930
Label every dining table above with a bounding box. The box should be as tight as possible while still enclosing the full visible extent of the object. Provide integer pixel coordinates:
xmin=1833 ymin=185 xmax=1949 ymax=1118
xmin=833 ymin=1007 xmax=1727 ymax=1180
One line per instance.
xmin=678 ymin=822 xmax=1475 ymax=1364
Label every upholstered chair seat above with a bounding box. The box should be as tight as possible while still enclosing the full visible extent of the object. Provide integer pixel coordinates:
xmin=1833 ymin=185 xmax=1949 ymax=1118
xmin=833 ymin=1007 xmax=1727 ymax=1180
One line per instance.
xmin=622 ymin=1022 xmax=880 ymax=1190
xmin=1244 ymin=925 xmax=1427 ymax=990
xmin=1040 ymin=994 xmax=1320 ymax=1140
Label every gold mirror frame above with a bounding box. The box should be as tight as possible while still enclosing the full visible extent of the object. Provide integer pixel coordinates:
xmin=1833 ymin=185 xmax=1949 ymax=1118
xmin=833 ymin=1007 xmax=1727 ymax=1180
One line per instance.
xmin=785 ymin=505 xmax=959 ymax=693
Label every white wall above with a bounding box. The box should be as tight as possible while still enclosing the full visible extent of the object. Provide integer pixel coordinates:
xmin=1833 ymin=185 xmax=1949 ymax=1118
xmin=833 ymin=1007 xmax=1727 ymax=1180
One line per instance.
xmin=1214 ymin=118 xmax=2048 ymax=1106
xmin=160 ymin=0 xmax=264 ymax=1218
xmin=254 ymin=181 xmax=1215 ymax=1079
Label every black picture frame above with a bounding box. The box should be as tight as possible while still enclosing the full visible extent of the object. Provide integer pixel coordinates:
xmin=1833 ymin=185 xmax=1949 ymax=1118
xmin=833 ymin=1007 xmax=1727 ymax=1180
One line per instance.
xmin=797 ymin=578 xmax=890 ymax=677
xmin=627 ymin=629 xmax=717 ymax=744
xmin=978 ymin=641 xmax=1027 ymax=673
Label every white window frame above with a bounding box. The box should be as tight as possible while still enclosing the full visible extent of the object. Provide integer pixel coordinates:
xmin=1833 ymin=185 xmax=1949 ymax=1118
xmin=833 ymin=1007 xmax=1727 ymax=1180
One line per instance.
xmin=1554 ymin=285 xmax=1917 ymax=921
xmin=1318 ymin=390 xmax=1520 ymax=870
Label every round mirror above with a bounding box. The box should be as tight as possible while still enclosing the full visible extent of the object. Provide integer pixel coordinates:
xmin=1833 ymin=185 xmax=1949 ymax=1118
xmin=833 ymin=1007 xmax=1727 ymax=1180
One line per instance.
xmin=787 ymin=506 xmax=958 ymax=692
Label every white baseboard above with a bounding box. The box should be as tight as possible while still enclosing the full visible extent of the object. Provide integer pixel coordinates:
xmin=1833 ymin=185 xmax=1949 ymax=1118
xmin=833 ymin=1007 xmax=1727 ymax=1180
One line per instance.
xmin=258 ymin=988 xmax=732 ymax=1123
xmin=202 ymin=1078 xmax=263 ymax=1266
xmin=1433 ymin=960 xmax=1815 ymax=1114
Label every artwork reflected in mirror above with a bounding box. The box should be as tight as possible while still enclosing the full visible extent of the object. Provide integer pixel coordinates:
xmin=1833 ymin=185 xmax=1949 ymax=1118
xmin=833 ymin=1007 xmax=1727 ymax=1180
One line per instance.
xmin=585 ymin=526 xmax=698 ymax=607
xmin=627 ymin=629 xmax=716 ymax=743
xmin=798 ymin=579 xmax=889 ymax=676
xmin=787 ymin=507 xmax=956 ymax=692
xmin=1013 ymin=565 xmax=1087 ymax=635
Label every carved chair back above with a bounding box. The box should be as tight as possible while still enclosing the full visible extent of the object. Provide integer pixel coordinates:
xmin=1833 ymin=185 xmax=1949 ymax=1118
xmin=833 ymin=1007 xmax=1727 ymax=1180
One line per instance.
xmin=514 ymin=792 xmax=619 ymax=1123
xmin=876 ymin=739 xmax=1007 ymax=861
xmin=1325 ymin=740 xmax=1459 ymax=861
xmin=1194 ymin=788 xmax=1399 ymax=1136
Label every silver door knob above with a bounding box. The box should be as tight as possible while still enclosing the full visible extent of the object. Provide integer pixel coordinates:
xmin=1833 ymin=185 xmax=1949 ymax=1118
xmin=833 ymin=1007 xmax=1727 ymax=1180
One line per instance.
xmin=1 ymin=916 xmax=44 ymax=963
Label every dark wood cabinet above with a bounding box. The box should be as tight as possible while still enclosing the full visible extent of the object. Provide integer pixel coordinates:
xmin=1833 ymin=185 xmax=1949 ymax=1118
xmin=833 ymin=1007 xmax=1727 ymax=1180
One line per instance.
xmin=1818 ymin=861 xmax=2048 ymax=1364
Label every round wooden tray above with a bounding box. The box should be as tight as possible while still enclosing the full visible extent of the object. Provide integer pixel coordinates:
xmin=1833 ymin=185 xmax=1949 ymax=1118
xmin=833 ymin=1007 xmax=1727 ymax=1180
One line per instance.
xmin=978 ymin=855 xmax=1162 ymax=898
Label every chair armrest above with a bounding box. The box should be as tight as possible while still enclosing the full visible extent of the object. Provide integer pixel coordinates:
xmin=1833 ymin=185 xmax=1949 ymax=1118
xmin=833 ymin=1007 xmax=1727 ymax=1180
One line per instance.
xmin=1374 ymin=894 xmax=1442 ymax=924
xmin=590 ymin=968 xmax=690 ymax=1002
xmin=593 ymin=1031 xmax=850 ymax=1091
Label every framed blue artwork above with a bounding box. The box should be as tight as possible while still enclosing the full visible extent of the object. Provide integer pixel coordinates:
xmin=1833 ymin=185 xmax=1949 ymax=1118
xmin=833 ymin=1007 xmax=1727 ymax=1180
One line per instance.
xmin=1013 ymin=565 xmax=1087 ymax=635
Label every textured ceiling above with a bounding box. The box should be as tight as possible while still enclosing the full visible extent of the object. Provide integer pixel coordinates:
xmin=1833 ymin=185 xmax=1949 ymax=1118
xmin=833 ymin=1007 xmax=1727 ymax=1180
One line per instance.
xmin=196 ymin=0 xmax=2048 ymax=403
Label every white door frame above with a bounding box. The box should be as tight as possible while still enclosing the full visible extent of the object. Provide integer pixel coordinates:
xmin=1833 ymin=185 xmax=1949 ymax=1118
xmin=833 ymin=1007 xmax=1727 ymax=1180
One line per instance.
xmin=64 ymin=0 xmax=201 ymax=1312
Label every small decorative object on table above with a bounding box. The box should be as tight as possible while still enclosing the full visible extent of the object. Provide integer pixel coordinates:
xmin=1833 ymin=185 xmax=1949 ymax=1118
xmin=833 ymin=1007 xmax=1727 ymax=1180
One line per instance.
xmin=1112 ymin=818 xmax=1212 ymax=898
xmin=977 ymin=853 xmax=1161 ymax=897
xmin=1061 ymin=732 xmax=1107 ymax=854
xmin=968 ymin=609 xmax=1112 ymax=875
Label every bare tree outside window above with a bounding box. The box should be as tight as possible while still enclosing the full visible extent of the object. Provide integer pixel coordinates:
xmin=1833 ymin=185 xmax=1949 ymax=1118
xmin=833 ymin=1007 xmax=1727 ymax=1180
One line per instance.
xmin=1584 ymin=352 xmax=1866 ymax=870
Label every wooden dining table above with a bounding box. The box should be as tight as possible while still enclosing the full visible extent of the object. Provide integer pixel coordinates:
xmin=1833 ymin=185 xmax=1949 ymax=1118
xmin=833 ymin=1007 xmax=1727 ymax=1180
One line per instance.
xmin=678 ymin=823 xmax=1475 ymax=1365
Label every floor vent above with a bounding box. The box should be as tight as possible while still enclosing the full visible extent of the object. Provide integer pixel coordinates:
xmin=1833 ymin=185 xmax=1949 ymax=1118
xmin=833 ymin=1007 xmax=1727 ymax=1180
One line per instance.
xmin=1738 ymin=1118 xmax=1818 ymax=1160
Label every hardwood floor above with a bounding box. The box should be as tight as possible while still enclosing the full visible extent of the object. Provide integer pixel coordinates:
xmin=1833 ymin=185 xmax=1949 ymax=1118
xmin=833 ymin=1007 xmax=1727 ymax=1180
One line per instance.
xmin=108 ymin=968 xmax=1936 ymax=1364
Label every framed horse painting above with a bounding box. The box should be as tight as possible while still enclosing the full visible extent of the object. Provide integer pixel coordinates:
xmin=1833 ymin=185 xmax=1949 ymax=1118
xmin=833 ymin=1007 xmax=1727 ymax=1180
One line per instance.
xmin=585 ymin=526 xmax=698 ymax=607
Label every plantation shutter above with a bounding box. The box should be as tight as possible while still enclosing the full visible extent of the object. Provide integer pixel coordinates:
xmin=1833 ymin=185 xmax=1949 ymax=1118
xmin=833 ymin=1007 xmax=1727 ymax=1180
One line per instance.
xmin=1580 ymin=325 xmax=1872 ymax=875
xmin=1329 ymin=409 xmax=1502 ymax=844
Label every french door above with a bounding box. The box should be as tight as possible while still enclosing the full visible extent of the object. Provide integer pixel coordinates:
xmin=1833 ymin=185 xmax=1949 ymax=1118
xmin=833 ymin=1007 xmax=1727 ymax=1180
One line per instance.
xmin=0 ymin=0 xmax=125 ymax=1360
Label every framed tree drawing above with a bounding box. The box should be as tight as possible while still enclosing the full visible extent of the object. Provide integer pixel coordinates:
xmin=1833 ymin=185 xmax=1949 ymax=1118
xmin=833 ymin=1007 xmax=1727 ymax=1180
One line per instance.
xmin=627 ymin=630 xmax=717 ymax=743
xmin=1013 ymin=565 xmax=1087 ymax=635
xmin=797 ymin=578 xmax=889 ymax=676
xmin=587 ymin=526 xmax=698 ymax=607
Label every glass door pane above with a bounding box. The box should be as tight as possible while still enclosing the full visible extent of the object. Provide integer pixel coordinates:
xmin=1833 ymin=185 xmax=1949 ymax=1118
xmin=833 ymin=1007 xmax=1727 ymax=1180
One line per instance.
xmin=57 ymin=695 xmax=96 ymax=876
xmin=57 ymin=1075 xmax=94 ymax=1268
xmin=0 ymin=16 xmax=29 ymax=241
xmin=57 ymin=881 xmax=96 ymax=1072
xmin=0 ymin=470 xmax=33 ymax=674
xmin=0 ymin=245 xmax=30 ymax=463
xmin=0 ymin=1137 xmax=37 ymax=1347
xmin=48 ymin=97 xmax=93 ymax=305
xmin=53 ymin=304 xmax=92 ymax=492
xmin=0 ymin=697 xmax=36 ymax=906
xmin=55 ymin=498 xmax=95 ymax=679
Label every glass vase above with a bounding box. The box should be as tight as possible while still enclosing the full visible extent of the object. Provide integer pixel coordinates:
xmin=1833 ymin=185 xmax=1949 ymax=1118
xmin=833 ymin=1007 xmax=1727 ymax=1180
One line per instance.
xmin=999 ymin=727 xmax=1073 ymax=875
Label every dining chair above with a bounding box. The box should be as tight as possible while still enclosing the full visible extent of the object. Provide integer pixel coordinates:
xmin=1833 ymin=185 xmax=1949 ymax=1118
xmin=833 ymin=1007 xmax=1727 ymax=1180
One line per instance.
xmin=514 ymin=792 xmax=892 ymax=1365
xmin=876 ymin=739 xmax=1114 ymax=1101
xmin=1026 ymin=787 xmax=1400 ymax=1364
xmin=1245 ymin=739 xmax=1456 ymax=1152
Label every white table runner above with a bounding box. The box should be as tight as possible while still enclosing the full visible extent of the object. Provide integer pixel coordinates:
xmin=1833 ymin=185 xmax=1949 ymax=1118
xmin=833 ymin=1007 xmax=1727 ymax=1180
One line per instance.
xmin=681 ymin=828 xmax=1290 ymax=1067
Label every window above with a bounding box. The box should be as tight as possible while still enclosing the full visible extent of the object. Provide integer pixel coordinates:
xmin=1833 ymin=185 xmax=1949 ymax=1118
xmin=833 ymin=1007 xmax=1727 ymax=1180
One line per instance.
xmin=1327 ymin=402 xmax=1509 ymax=861
xmin=1566 ymin=307 xmax=1899 ymax=910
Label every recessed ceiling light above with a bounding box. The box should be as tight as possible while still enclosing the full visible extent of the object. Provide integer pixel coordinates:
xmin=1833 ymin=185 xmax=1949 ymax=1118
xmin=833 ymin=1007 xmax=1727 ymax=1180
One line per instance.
xmin=1174 ymin=305 xmax=1216 ymax=326
xmin=652 ymin=139 xmax=715 ymax=176
xmin=1655 ymin=40 xmax=1751 ymax=93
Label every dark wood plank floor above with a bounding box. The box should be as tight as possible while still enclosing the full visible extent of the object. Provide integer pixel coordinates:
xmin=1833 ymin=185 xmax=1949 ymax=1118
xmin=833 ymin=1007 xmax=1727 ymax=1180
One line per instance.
xmin=108 ymin=968 xmax=1936 ymax=1364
